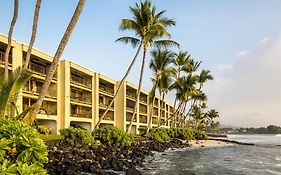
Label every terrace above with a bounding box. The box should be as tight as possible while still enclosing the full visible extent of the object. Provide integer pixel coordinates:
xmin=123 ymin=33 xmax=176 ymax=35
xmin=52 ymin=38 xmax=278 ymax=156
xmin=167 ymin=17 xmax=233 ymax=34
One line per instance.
xmin=70 ymin=69 xmax=92 ymax=89
xmin=70 ymin=87 xmax=92 ymax=104
xmin=99 ymin=79 xmax=114 ymax=96
xmin=70 ymin=104 xmax=92 ymax=119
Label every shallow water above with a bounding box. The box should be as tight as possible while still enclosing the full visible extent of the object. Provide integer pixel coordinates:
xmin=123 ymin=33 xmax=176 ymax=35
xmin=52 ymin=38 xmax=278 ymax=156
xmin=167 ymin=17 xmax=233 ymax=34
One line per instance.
xmin=139 ymin=135 xmax=281 ymax=175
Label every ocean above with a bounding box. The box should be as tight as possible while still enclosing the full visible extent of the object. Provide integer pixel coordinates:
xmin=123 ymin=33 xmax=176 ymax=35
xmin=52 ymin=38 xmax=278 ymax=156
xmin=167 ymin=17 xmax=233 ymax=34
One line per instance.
xmin=139 ymin=134 xmax=281 ymax=175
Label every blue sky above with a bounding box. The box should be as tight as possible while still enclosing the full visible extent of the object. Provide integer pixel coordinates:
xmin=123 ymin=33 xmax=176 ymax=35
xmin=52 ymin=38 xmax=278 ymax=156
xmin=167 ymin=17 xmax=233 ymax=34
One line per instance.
xmin=1 ymin=0 xmax=281 ymax=127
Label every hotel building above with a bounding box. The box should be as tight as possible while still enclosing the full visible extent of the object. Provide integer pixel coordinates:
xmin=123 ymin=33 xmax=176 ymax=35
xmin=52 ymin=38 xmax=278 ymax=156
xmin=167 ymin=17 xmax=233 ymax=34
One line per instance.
xmin=0 ymin=34 xmax=180 ymax=134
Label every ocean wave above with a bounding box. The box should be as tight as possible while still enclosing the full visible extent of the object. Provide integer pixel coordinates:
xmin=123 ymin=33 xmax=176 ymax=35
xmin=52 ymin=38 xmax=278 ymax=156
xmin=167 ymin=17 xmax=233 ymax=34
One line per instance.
xmin=275 ymin=134 xmax=281 ymax=137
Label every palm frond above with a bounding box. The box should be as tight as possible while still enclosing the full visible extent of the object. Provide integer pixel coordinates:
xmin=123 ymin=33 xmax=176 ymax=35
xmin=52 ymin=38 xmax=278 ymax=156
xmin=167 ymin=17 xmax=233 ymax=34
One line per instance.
xmin=115 ymin=37 xmax=141 ymax=48
xmin=153 ymin=39 xmax=180 ymax=48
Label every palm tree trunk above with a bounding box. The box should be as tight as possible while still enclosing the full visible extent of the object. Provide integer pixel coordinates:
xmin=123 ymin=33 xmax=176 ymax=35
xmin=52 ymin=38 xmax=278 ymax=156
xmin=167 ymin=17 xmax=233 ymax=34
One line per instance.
xmin=93 ymin=41 xmax=143 ymax=133
xmin=158 ymin=92 xmax=165 ymax=127
xmin=127 ymin=46 xmax=147 ymax=133
xmin=34 ymin=0 xmax=86 ymax=117
xmin=146 ymin=81 xmax=158 ymax=134
xmin=4 ymin=0 xmax=18 ymax=81
xmin=149 ymin=101 xmax=183 ymax=133
xmin=23 ymin=0 xmax=41 ymax=69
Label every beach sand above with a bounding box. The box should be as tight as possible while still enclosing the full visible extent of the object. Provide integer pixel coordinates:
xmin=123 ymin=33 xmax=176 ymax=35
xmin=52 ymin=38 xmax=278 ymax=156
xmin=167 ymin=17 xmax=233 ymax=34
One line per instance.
xmin=189 ymin=139 xmax=234 ymax=148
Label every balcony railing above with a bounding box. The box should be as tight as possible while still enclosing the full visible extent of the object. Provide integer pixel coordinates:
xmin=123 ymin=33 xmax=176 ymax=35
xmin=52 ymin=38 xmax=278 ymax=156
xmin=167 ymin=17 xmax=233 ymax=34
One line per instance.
xmin=126 ymin=93 xmax=136 ymax=100
xmin=70 ymin=96 xmax=92 ymax=104
xmin=71 ymin=74 xmax=92 ymax=88
xmin=99 ymin=103 xmax=114 ymax=109
xmin=100 ymin=113 xmax=114 ymax=121
xmin=30 ymin=62 xmax=47 ymax=75
xmin=0 ymin=51 xmax=12 ymax=64
xmin=71 ymin=112 xmax=92 ymax=119
xmin=99 ymin=85 xmax=114 ymax=95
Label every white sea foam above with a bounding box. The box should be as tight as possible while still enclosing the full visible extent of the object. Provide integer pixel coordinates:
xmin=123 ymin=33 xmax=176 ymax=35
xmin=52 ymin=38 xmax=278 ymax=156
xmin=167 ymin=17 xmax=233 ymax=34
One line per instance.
xmin=275 ymin=134 xmax=281 ymax=137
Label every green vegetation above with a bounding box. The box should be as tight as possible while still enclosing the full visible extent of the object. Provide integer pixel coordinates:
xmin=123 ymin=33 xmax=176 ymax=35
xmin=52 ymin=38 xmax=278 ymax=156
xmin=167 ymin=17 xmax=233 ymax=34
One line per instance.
xmin=39 ymin=134 xmax=62 ymax=142
xmin=221 ymin=125 xmax=281 ymax=134
xmin=147 ymin=128 xmax=208 ymax=142
xmin=60 ymin=127 xmax=94 ymax=148
xmin=94 ymin=126 xmax=133 ymax=148
xmin=0 ymin=117 xmax=48 ymax=174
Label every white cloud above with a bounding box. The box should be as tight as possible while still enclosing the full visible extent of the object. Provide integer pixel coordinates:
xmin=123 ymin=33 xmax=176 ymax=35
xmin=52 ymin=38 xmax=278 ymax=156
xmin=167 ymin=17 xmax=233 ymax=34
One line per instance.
xmin=206 ymin=34 xmax=281 ymax=127
xmin=237 ymin=50 xmax=249 ymax=56
xmin=259 ymin=37 xmax=270 ymax=44
xmin=218 ymin=64 xmax=233 ymax=71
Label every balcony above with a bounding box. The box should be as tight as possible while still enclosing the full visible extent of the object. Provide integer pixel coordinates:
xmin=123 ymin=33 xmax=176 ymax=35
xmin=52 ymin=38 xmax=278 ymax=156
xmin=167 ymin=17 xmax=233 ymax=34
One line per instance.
xmin=99 ymin=84 xmax=114 ymax=96
xmin=0 ymin=50 xmax=12 ymax=65
xmin=139 ymin=115 xmax=147 ymax=124
xmin=30 ymin=61 xmax=47 ymax=75
xmin=70 ymin=73 xmax=92 ymax=88
xmin=153 ymin=108 xmax=158 ymax=116
xmin=70 ymin=88 xmax=92 ymax=105
xmin=152 ymin=117 xmax=158 ymax=125
xmin=126 ymin=99 xmax=135 ymax=112
xmin=23 ymin=79 xmax=57 ymax=98
xmin=70 ymin=104 xmax=92 ymax=119
xmin=140 ymin=93 xmax=147 ymax=103
xmin=23 ymin=98 xmax=57 ymax=115
xmin=99 ymin=95 xmax=114 ymax=109
xmin=126 ymin=93 xmax=136 ymax=100
xmin=126 ymin=112 xmax=136 ymax=122
xmin=139 ymin=104 xmax=147 ymax=114
xmin=99 ymin=109 xmax=114 ymax=121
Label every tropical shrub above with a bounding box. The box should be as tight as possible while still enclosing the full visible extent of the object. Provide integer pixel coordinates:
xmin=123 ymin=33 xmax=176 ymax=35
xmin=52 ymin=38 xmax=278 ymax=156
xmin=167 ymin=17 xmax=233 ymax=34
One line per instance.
xmin=95 ymin=126 xmax=132 ymax=148
xmin=0 ymin=117 xmax=48 ymax=174
xmin=147 ymin=128 xmax=199 ymax=142
xmin=60 ymin=127 xmax=94 ymax=148
xmin=147 ymin=128 xmax=171 ymax=142
xmin=36 ymin=124 xmax=51 ymax=135
xmin=194 ymin=130 xmax=208 ymax=140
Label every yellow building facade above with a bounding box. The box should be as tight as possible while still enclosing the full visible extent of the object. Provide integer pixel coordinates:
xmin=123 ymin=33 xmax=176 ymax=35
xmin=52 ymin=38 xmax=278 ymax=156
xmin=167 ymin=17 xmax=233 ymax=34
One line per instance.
xmin=0 ymin=34 xmax=179 ymax=134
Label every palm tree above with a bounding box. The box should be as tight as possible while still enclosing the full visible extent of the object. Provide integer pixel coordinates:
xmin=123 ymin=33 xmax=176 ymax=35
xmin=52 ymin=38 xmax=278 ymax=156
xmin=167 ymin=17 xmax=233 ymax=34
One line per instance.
xmin=198 ymin=69 xmax=213 ymax=90
xmin=0 ymin=67 xmax=32 ymax=117
xmin=183 ymin=57 xmax=201 ymax=76
xmin=169 ymin=75 xmax=199 ymax=127
xmin=4 ymin=0 xmax=18 ymax=81
xmin=23 ymin=0 xmax=42 ymax=69
xmin=32 ymin=0 xmax=86 ymax=120
xmin=93 ymin=0 xmax=178 ymax=133
xmin=158 ymin=71 xmax=174 ymax=126
xmin=146 ymin=47 xmax=174 ymax=132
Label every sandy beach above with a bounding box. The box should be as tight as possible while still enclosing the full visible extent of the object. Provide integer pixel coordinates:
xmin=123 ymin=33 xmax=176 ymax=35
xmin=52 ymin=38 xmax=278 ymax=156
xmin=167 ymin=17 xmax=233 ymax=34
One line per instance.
xmin=189 ymin=139 xmax=234 ymax=148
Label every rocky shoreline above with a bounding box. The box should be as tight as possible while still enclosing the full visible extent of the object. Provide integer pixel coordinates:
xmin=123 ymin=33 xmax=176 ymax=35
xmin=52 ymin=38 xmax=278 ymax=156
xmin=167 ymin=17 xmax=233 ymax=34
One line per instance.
xmin=45 ymin=139 xmax=190 ymax=175
xmin=44 ymin=138 xmax=245 ymax=175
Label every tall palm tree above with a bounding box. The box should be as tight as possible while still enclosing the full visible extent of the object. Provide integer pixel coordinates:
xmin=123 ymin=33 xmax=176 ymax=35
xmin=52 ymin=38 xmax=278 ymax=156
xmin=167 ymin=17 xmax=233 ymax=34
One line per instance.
xmin=23 ymin=0 xmax=42 ymax=69
xmin=158 ymin=69 xmax=174 ymax=125
xmin=146 ymin=47 xmax=174 ymax=132
xmin=32 ymin=0 xmax=86 ymax=120
xmin=94 ymin=0 xmax=178 ymax=133
xmin=4 ymin=0 xmax=18 ymax=81
xmin=172 ymin=51 xmax=190 ymax=79
xmin=169 ymin=75 xmax=199 ymax=126
xmin=93 ymin=0 xmax=178 ymax=133
xmin=186 ymin=69 xmax=213 ymax=117
xmin=183 ymin=58 xmax=201 ymax=76
xmin=0 ymin=67 xmax=32 ymax=117
xmin=198 ymin=69 xmax=213 ymax=90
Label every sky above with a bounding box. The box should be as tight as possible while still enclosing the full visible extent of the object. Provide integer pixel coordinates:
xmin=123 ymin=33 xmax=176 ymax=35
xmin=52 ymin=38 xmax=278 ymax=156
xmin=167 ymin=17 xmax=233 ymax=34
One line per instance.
xmin=1 ymin=0 xmax=281 ymax=127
